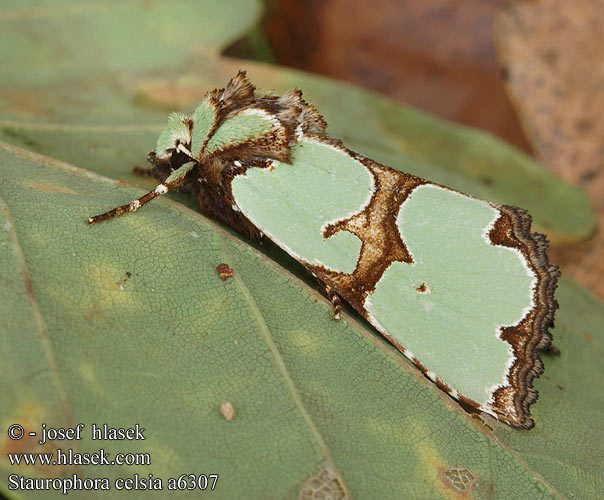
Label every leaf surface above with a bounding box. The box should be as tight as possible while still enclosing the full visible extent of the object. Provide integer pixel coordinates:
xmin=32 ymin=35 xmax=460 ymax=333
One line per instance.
xmin=1 ymin=142 xmax=603 ymax=499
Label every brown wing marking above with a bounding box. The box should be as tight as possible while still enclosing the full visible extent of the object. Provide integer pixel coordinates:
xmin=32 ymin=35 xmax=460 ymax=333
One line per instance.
xmin=306 ymin=146 xmax=424 ymax=310
xmin=307 ymin=147 xmax=558 ymax=428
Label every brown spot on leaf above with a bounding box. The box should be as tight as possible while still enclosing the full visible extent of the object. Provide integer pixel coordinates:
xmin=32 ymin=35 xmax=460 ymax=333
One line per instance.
xmin=116 ymin=271 xmax=132 ymax=287
xmin=441 ymin=467 xmax=476 ymax=493
xmin=299 ymin=467 xmax=347 ymax=500
xmin=216 ymin=263 xmax=234 ymax=281
xmin=0 ymin=403 xmax=70 ymax=476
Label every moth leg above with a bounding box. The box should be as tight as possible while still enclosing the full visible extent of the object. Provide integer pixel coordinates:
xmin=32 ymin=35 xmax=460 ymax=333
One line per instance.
xmin=324 ymin=284 xmax=342 ymax=321
xmin=132 ymin=166 xmax=155 ymax=178
xmin=88 ymin=161 xmax=196 ymax=224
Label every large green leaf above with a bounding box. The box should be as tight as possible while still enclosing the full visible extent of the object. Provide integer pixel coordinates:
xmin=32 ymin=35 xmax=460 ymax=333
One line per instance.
xmin=0 ymin=1 xmax=594 ymax=242
xmin=1 ymin=142 xmax=603 ymax=499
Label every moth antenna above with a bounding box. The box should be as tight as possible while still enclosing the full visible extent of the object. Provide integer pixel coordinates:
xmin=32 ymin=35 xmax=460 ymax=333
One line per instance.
xmin=88 ymin=162 xmax=196 ymax=224
xmin=88 ymin=186 xmax=168 ymax=224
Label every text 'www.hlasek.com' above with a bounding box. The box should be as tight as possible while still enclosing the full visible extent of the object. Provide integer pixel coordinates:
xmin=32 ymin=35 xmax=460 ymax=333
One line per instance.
xmin=5 ymin=422 xmax=219 ymax=495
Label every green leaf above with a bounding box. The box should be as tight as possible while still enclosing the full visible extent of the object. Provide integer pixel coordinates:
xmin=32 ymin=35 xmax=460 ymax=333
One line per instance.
xmin=0 ymin=0 xmax=261 ymax=89
xmin=1 ymin=142 xmax=602 ymax=499
xmin=0 ymin=1 xmax=594 ymax=242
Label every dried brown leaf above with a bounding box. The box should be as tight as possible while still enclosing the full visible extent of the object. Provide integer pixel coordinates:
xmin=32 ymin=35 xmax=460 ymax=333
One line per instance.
xmin=496 ymin=0 xmax=604 ymax=299
xmin=264 ymin=0 xmax=531 ymax=152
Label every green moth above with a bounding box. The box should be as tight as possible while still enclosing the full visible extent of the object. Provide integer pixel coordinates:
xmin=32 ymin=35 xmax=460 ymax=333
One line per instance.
xmin=89 ymin=72 xmax=559 ymax=429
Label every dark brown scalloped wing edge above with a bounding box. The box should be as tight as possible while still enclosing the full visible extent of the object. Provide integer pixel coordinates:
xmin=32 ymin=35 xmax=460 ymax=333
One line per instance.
xmin=488 ymin=205 xmax=560 ymax=428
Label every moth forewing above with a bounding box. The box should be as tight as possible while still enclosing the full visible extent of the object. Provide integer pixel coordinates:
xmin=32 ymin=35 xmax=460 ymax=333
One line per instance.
xmin=88 ymin=71 xmax=559 ymax=429
xmin=231 ymin=140 xmax=556 ymax=429
xmin=231 ymin=137 xmax=376 ymax=274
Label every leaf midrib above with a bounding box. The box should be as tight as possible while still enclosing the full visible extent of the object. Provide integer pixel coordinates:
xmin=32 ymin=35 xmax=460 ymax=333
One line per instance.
xmin=0 ymin=193 xmax=74 ymax=429
xmin=218 ymin=235 xmax=351 ymax=496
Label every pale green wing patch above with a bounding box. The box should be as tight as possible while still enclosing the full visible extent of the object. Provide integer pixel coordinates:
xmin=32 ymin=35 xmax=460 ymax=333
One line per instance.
xmin=190 ymin=97 xmax=217 ymax=155
xmin=231 ymin=138 xmax=374 ymax=273
xmin=205 ymin=108 xmax=275 ymax=154
xmin=165 ymin=161 xmax=196 ymax=184
xmin=365 ymin=185 xmax=536 ymax=407
xmin=155 ymin=112 xmax=189 ymax=158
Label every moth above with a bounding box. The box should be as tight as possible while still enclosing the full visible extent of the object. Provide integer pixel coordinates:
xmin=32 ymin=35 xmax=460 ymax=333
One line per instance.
xmin=89 ymin=72 xmax=559 ymax=429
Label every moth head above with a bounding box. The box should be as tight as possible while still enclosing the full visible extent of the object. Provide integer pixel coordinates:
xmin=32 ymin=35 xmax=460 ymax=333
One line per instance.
xmin=154 ymin=111 xmax=192 ymax=160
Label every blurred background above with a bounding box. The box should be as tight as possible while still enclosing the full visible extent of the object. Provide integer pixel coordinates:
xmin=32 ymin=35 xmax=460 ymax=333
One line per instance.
xmin=228 ymin=0 xmax=604 ymax=300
